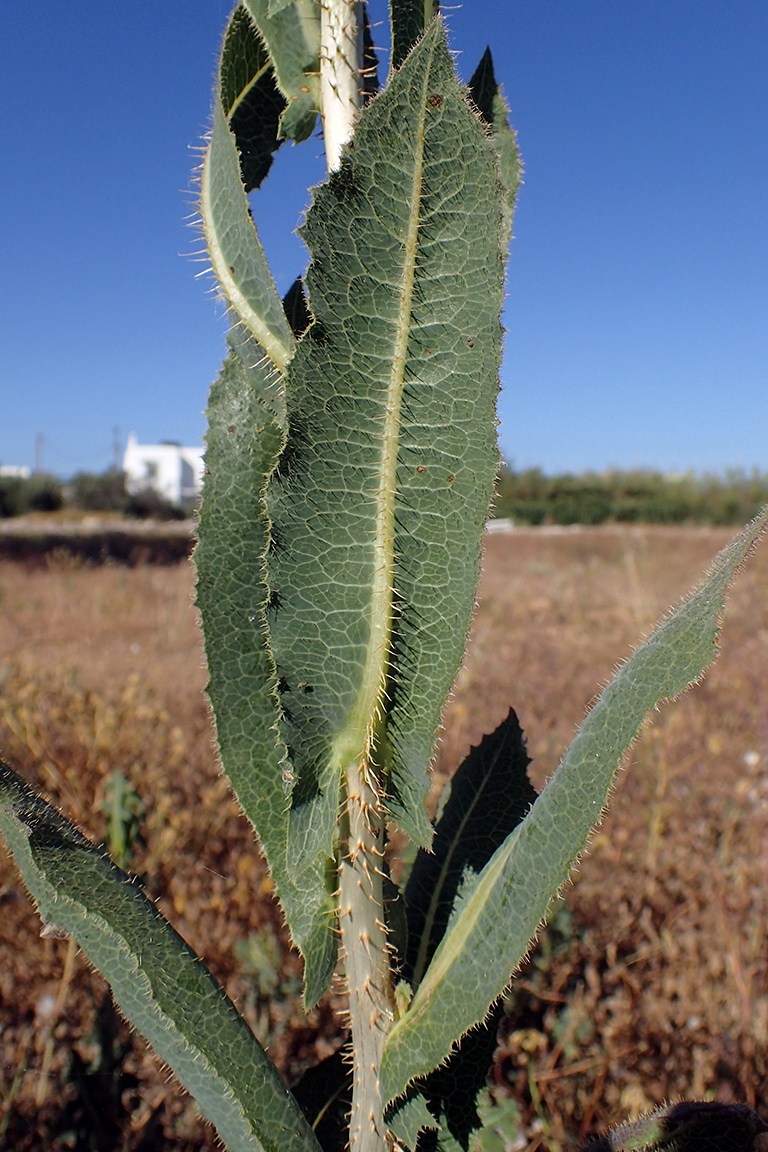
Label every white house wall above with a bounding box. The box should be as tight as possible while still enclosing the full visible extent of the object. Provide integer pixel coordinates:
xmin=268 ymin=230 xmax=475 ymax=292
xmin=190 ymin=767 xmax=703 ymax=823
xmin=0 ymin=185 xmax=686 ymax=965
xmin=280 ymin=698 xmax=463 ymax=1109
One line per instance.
xmin=123 ymin=435 xmax=204 ymax=506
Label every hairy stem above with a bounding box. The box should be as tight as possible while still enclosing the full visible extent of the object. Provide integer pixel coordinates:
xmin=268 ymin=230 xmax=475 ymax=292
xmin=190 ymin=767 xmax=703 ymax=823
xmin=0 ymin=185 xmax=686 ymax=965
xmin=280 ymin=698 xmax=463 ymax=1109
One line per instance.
xmin=320 ymin=9 xmax=394 ymax=1149
xmin=320 ymin=0 xmax=363 ymax=170
xmin=339 ymin=758 xmax=392 ymax=1152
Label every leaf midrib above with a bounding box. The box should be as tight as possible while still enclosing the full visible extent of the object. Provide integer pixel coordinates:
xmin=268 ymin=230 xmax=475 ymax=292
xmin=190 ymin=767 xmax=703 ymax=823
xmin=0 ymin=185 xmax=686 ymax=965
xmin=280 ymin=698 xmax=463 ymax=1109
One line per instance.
xmin=227 ymin=59 xmax=273 ymax=120
xmin=329 ymin=35 xmax=437 ymax=776
xmin=389 ymin=820 xmax=521 ymax=1056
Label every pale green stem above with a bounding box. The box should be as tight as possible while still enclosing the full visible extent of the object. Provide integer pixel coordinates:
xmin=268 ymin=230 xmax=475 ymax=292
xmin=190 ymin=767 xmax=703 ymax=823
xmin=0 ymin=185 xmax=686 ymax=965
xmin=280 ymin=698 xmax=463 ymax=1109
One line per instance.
xmin=338 ymin=759 xmax=392 ymax=1152
xmin=320 ymin=0 xmax=363 ymax=170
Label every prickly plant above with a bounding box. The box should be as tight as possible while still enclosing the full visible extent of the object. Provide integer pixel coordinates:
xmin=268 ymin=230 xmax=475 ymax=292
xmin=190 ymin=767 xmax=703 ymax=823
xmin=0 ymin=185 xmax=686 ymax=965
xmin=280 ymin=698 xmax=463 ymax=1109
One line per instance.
xmin=1 ymin=3 xmax=767 ymax=1151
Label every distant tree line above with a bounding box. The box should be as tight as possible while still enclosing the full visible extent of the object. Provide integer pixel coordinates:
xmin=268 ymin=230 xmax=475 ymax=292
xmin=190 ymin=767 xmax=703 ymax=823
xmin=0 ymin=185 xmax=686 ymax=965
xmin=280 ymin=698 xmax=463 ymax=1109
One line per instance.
xmin=0 ymin=469 xmax=187 ymax=520
xmin=3 ymin=466 xmax=767 ymax=526
xmin=493 ymin=466 xmax=768 ymax=526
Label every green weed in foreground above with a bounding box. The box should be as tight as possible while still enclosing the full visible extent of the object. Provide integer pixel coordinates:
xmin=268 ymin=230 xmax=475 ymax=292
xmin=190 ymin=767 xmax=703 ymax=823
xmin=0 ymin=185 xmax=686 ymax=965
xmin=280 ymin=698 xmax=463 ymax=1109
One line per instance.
xmin=1 ymin=4 xmax=767 ymax=1151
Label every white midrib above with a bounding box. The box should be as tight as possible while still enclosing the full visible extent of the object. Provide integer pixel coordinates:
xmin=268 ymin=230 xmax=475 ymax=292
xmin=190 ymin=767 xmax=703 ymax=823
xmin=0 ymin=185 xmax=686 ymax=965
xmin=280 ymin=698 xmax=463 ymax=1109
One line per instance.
xmin=329 ymin=40 xmax=435 ymax=784
xmin=334 ymin=37 xmax=436 ymax=1152
xmin=227 ymin=62 xmax=270 ymax=121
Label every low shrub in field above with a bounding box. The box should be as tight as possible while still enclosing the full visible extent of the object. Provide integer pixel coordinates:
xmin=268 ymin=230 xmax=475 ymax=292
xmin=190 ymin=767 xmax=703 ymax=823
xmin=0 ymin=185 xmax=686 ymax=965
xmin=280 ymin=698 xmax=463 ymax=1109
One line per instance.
xmin=68 ymin=469 xmax=188 ymax=520
xmin=0 ymin=474 xmax=63 ymax=518
xmin=68 ymin=469 xmax=129 ymax=514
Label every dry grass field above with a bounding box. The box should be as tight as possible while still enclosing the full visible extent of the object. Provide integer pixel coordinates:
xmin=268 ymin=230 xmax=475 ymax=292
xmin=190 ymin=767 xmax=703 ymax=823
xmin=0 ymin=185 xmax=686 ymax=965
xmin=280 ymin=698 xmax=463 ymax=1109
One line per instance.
xmin=1 ymin=525 xmax=767 ymax=1150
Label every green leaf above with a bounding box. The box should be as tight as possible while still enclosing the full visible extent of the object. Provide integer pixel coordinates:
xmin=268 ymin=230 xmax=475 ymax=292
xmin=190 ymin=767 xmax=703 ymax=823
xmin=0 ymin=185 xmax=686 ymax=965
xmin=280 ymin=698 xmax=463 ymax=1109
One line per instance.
xmin=242 ymin=0 xmax=321 ymax=143
xmin=386 ymin=1092 xmax=442 ymax=1147
xmin=218 ymin=5 xmax=287 ymax=191
xmin=579 ymin=1102 xmax=767 ymax=1152
xmin=390 ymin=0 xmax=440 ymax=71
xmin=383 ymin=1007 xmax=506 ymax=1150
xmin=386 ymin=1092 xmax=440 ymax=1148
xmin=266 ymin=19 xmax=505 ymax=871
xmin=474 ymin=1093 xmax=523 ymax=1152
xmin=195 ymin=334 xmax=337 ymax=1008
xmin=0 ymin=762 xmax=322 ymax=1152
xmin=404 ymin=708 xmax=536 ymax=989
xmin=220 ymin=4 xmax=286 ymax=192
xmin=468 ymin=48 xmax=522 ymax=250
xmin=201 ymin=100 xmax=295 ymax=372
xmin=381 ymin=507 xmax=768 ymax=1102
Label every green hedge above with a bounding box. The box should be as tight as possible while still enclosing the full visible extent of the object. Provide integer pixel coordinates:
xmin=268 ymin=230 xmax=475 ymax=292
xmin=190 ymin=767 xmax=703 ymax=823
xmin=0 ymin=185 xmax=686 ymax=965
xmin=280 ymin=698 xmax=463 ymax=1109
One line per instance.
xmin=493 ymin=467 xmax=768 ymax=527
xmin=0 ymin=474 xmax=64 ymax=518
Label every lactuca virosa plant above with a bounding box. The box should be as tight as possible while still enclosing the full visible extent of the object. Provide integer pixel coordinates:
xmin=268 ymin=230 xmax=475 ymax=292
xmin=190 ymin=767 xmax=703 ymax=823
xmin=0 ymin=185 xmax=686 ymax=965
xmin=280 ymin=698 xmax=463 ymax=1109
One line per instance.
xmin=1 ymin=3 xmax=767 ymax=1151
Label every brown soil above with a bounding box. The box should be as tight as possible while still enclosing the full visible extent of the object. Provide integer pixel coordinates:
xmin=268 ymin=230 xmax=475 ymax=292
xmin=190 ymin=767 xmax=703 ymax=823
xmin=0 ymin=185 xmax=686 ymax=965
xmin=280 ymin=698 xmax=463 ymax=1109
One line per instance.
xmin=0 ymin=525 xmax=767 ymax=1149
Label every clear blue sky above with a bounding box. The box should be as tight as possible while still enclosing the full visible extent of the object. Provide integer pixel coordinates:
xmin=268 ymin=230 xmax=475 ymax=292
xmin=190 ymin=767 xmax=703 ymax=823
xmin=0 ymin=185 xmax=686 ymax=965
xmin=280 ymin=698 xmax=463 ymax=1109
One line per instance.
xmin=1 ymin=2 xmax=766 ymax=478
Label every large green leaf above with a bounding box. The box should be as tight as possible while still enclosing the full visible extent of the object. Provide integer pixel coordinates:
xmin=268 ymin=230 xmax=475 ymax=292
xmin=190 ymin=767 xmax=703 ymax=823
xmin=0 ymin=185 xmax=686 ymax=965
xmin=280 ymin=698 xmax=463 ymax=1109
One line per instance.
xmin=383 ymin=712 xmax=534 ymax=1148
xmin=242 ymin=0 xmax=321 ymax=143
xmin=387 ymin=711 xmax=534 ymax=1149
xmin=266 ymin=20 xmax=505 ymax=872
xmin=195 ymin=331 xmax=337 ymax=1008
xmin=0 ymin=762 xmax=321 ymax=1152
xmin=381 ymin=507 xmax=768 ymax=1103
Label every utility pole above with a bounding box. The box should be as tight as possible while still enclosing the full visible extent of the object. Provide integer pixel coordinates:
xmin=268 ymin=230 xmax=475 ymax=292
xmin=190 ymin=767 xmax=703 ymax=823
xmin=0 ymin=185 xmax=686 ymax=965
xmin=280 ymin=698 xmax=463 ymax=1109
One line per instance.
xmin=34 ymin=433 xmax=44 ymax=474
xmin=112 ymin=426 xmax=122 ymax=472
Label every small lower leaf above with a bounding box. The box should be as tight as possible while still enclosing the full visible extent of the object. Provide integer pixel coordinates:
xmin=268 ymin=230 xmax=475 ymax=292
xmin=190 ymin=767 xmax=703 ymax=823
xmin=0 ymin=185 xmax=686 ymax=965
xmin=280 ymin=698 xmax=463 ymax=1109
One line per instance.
xmin=404 ymin=708 xmax=535 ymax=989
xmin=0 ymin=761 xmax=321 ymax=1152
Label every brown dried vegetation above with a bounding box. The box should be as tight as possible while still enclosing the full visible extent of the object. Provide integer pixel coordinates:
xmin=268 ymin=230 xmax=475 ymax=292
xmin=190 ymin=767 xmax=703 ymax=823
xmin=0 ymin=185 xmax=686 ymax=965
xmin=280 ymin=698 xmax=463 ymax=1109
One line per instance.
xmin=0 ymin=525 xmax=766 ymax=1149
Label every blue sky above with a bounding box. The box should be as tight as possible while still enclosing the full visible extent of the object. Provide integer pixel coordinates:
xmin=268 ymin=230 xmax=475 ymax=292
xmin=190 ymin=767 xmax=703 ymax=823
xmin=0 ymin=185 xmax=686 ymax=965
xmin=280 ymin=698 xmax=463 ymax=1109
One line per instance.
xmin=1 ymin=2 xmax=766 ymax=478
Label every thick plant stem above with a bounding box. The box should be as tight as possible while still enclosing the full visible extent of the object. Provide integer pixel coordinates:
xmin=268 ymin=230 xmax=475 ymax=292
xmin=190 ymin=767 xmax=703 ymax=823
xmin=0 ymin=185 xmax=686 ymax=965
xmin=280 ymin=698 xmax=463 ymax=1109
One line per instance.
xmin=320 ymin=0 xmax=363 ymax=170
xmin=339 ymin=760 xmax=392 ymax=1152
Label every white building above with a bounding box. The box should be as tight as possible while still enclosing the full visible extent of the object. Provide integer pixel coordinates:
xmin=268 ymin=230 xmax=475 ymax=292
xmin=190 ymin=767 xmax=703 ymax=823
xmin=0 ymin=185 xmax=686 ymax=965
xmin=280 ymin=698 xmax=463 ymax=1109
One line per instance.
xmin=0 ymin=465 xmax=31 ymax=478
xmin=122 ymin=435 xmax=204 ymax=507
